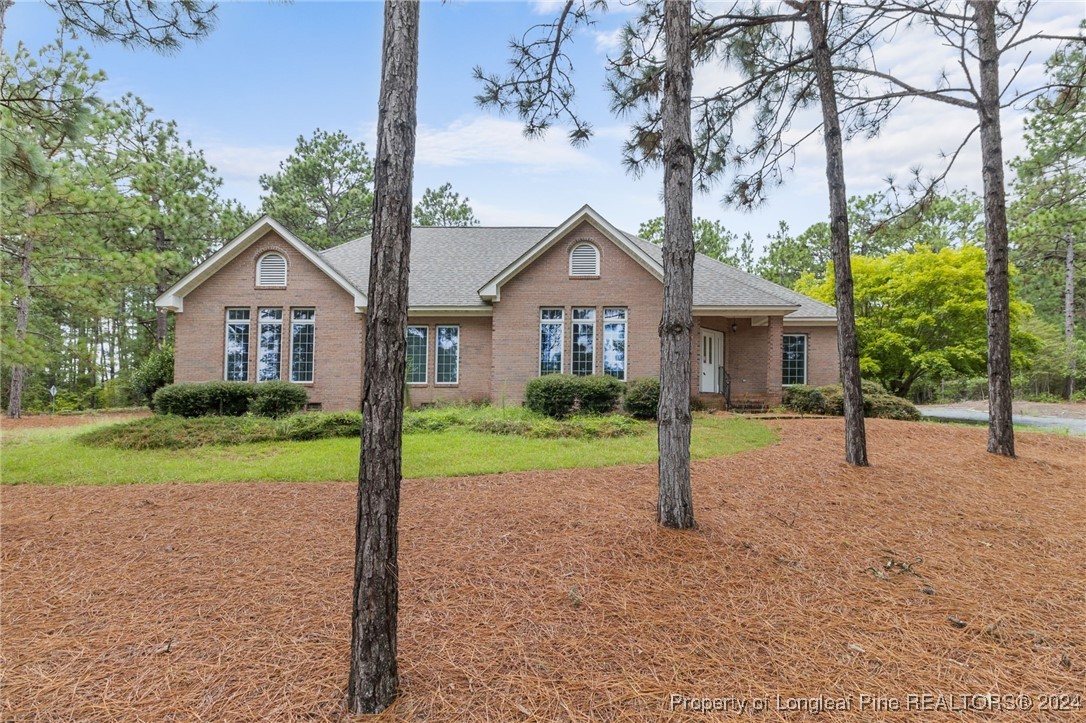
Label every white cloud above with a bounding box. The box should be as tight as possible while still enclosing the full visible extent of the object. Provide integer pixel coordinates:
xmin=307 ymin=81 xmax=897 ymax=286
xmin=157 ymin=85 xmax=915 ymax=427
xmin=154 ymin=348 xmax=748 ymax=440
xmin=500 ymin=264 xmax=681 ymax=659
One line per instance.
xmin=415 ymin=116 xmax=602 ymax=173
xmin=594 ymin=27 xmax=624 ymax=54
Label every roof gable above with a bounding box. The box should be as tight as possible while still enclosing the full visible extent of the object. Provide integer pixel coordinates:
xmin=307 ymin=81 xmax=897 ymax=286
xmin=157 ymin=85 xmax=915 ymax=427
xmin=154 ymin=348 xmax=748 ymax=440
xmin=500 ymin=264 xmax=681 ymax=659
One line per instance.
xmin=155 ymin=217 xmax=367 ymax=312
xmin=477 ymin=205 xmax=663 ymax=301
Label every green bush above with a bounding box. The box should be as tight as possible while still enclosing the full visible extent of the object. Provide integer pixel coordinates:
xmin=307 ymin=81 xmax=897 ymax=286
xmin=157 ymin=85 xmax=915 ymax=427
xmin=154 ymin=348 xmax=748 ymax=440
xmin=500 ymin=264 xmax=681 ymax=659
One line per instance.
xmin=577 ymin=375 xmax=625 ymax=414
xmin=864 ymin=393 xmax=922 ymax=421
xmin=278 ymin=412 xmax=361 ymax=441
xmin=861 ymin=378 xmax=887 ymax=395
xmin=782 ymin=384 xmax=920 ymax=421
xmin=249 ymin=381 xmax=308 ymax=418
xmin=624 ymin=377 xmax=660 ymax=419
xmin=525 ymin=375 xmax=581 ymax=418
xmin=132 ymin=345 xmax=174 ymax=405
xmin=782 ymin=385 xmax=825 ymax=414
xmin=151 ymin=381 xmax=307 ymax=418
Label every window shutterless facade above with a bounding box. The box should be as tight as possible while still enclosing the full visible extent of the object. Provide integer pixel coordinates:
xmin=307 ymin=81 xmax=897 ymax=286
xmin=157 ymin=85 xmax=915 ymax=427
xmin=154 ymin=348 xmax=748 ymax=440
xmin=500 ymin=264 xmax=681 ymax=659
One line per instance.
xmin=406 ymin=326 xmax=428 ymax=384
xmin=782 ymin=334 xmax=808 ymax=385
xmin=257 ymin=308 xmax=283 ymax=381
xmin=225 ymin=308 xmax=250 ymax=381
xmin=572 ymin=307 xmax=595 ymax=376
xmin=602 ymin=307 xmax=628 ymax=380
xmin=290 ymin=309 xmax=315 ymax=383
xmin=435 ymin=325 xmax=460 ymax=385
xmin=539 ymin=308 xmax=564 ymax=375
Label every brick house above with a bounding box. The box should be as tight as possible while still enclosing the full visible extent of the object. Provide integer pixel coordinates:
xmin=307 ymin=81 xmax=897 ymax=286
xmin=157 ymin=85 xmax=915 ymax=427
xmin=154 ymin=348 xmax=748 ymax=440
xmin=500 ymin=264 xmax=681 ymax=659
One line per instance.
xmin=156 ymin=205 xmax=839 ymax=412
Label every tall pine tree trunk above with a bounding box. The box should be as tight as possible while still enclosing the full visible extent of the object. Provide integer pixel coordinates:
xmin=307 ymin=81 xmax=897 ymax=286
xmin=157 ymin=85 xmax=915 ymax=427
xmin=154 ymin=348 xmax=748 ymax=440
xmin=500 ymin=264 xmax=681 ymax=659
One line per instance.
xmin=805 ymin=0 xmax=868 ymax=466
xmin=154 ymin=225 xmax=169 ymax=347
xmin=1065 ymin=235 xmax=1076 ymax=399
xmin=7 ymin=236 xmax=33 ymax=419
xmin=971 ymin=0 xmax=1015 ymax=457
xmin=347 ymin=0 xmax=419 ymax=714
xmin=657 ymin=0 xmax=695 ymax=530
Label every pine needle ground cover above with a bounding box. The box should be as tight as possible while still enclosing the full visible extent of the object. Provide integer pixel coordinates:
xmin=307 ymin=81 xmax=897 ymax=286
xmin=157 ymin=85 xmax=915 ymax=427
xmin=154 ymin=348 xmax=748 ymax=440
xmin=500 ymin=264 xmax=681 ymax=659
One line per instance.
xmin=3 ymin=419 xmax=1083 ymax=721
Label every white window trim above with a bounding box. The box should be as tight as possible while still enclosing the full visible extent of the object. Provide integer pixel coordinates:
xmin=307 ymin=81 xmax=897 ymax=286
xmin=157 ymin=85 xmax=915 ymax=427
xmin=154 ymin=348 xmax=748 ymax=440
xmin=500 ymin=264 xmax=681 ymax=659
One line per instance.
xmin=289 ymin=308 xmax=316 ymax=384
xmin=782 ymin=333 xmax=808 ymax=386
xmin=257 ymin=307 xmax=283 ymax=382
xmin=406 ymin=325 xmax=429 ymax=385
xmin=539 ymin=308 xmax=564 ymax=376
xmin=224 ymin=308 xmax=250 ymax=382
xmin=435 ymin=325 xmax=461 ymax=385
xmin=256 ymin=251 xmax=288 ymax=287
xmin=572 ymin=307 xmax=596 ymax=376
xmin=603 ymin=307 xmax=628 ymax=382
xmin=569 ymin=242 xmax=600 ymax=277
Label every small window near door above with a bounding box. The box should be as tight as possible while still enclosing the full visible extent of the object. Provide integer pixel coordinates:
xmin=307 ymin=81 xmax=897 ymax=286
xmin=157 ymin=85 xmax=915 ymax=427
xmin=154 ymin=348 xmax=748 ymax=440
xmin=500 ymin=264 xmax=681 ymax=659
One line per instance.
xmin=782 ymin=334 xmax=807 ymax=385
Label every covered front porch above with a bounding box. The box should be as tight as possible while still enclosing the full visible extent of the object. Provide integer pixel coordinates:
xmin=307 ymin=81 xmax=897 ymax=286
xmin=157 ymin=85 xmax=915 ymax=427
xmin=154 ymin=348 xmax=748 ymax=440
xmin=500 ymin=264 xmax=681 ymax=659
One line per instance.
xmin=690 ymin=314 xmax=838 ymax=412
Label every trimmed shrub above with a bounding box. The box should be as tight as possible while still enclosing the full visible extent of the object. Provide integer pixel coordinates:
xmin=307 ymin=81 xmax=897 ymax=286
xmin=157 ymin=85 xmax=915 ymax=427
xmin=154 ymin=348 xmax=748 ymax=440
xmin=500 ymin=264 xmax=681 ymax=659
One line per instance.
xmin=864 ymin=393 xmax=922 ymax=421
xmin=782 ymin=383 xmax=920 ymax=420
xmin=151 ymin=381 xmax=307 ymax=418
xmin=249 ymin=381 xmax=308 ymax=418
xmin=624 ymin=377 xmax=660 ymax=419
xmin=861 ymin=378 xmax=888 ymax=395
xmin=525 ymin=374 xmax=581 ymax=418
xmin=577 ymin=375 xmax=625 ymax=414
xmin=782 ymin=385 xmax=825 ymax=414
xmin=278 ymin=412 xmax=361 ymax=440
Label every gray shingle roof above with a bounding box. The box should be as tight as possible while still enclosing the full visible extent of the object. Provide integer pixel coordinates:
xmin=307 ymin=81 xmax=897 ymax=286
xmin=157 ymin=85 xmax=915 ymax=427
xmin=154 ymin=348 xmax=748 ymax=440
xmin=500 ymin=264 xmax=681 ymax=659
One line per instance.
xmin=320 ymin=225 xmax=835 ymax=319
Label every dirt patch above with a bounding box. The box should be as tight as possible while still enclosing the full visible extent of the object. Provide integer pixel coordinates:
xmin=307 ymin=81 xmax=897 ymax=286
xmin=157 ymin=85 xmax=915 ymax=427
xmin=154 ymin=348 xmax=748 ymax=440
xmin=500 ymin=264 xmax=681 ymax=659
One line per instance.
xmin=0 ymin=410 xmax=150 ymax=435
xmin=926 ymin=400 xmax=1086 ymax=419
xmin=3 ymin=419 xmax=1084 ymax=721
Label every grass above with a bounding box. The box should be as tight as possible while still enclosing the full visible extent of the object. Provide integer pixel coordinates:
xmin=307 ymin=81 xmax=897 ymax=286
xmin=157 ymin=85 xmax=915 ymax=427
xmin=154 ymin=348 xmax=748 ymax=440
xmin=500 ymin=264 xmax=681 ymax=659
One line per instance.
xmin=1 ymin=412 xmax=776 ymax=486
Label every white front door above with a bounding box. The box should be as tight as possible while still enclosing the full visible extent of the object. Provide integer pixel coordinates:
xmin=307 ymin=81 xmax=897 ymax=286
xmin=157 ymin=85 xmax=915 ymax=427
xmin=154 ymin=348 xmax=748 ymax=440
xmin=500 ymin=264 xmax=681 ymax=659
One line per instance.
xmin=700 ymin=329 xmax=724 ymax=393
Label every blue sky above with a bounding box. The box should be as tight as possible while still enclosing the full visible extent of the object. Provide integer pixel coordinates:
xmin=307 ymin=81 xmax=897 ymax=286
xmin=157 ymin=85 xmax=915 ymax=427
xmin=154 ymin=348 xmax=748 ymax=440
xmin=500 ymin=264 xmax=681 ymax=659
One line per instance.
xmin=6 ymin=1 xmax=1083 ymax=253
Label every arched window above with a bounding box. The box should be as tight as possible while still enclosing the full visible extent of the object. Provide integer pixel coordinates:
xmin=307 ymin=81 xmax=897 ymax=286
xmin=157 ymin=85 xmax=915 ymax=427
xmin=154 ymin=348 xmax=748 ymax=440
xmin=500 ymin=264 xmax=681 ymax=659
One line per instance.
xmin=257 ymin=252 xmax=287 ymax=286
xmin=569 ymin=242 xmax=600 ymax=277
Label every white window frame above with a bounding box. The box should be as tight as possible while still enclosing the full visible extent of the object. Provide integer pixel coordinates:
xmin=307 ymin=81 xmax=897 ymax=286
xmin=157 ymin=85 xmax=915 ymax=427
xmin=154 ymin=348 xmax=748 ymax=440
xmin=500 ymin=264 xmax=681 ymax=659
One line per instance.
xmin=256 ymin=251 xmax=288 ymax=287
xmin=435 ymin=325 xmax=461 ymax=385
xmin=224 ymin=308 xmax=250 ymax=382
xmin=569 ymin=242 xmax=600 ymax=277
xmin=406 ymin=325 xmax=428 ymax=385
xmin=782 ymin=333 xmax=808 ymax=386
xmin=539 ymin=308 xmax=564 ymax=376
xmin=571 ymin=307 xmax=596 ymax=376
xmin=289 ymin=308 xmax=316 ymax=384
xmin=257 ymin=307 xmax=283 ymax=382
xmin=602 ymin=307 xmax=628 ymax=381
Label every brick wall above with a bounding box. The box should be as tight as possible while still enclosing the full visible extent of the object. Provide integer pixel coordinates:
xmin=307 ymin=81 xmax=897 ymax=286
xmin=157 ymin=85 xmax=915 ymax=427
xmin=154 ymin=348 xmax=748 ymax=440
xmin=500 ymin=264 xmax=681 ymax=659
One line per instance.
xmin=784 ymin=325 xmax=840 ymax=387
xmin=404 ymin=315 xmax=492 ymax=405
xmin=490 ymin=220 xmax=664 ymax=403
xmin=174 ymin=231 xmax=365 ymax=412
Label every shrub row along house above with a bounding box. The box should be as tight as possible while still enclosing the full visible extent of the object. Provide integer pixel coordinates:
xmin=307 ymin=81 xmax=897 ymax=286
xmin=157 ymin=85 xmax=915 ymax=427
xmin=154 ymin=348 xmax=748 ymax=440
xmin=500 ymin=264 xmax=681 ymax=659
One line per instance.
xmin=156 ymin=205 xmax=839 ymax=412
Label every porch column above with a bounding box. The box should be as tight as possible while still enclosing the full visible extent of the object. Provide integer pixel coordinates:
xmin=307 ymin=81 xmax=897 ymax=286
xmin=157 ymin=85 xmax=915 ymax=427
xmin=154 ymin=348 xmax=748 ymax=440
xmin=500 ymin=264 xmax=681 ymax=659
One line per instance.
xmin=690 ymin=317 xmax=702 ymax=396
xmin=766 ymin=316 xmax=783 ymax=406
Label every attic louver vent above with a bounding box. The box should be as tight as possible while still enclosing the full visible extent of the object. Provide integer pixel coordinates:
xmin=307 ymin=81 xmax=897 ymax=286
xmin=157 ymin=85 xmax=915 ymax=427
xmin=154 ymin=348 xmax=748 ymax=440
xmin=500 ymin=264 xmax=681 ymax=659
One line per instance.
xmin=569 ymin=243 xmax=599 ymax=277
xmin=257 ymin=253 xmax=287 ymax=286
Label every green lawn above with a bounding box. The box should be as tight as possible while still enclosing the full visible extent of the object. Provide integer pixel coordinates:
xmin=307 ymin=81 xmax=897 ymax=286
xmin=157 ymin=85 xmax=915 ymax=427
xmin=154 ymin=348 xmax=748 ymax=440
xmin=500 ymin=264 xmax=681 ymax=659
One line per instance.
xmin=1 ymin=414 xmax=776 ymax=486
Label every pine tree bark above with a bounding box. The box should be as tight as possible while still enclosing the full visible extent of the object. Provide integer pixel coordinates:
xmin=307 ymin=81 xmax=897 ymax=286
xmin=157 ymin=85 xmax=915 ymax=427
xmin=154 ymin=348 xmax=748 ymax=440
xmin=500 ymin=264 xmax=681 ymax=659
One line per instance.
xmin=347 ymin=0 xmax=419 ymax=714
xmin=804 ymin=0 xmax=868 ymax=466
xmin=657 ymin=0 xmax=695 ymax=529
xmin=1065 ymin=235 xmax=1076 ymax=399
xmin=153 ymin=221 xmax=169 ymax=347
xmin=7 ymin=236 xmax=33 ymax=419
xmin=971 ymin=0 xmax=1015 ymax=457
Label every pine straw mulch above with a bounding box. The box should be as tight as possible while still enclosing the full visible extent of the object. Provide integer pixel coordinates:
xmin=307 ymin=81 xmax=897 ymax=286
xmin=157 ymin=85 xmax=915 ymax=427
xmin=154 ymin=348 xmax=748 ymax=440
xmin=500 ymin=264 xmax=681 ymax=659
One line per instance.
xmin=2 ymin=419 xmax=1084 ymax=721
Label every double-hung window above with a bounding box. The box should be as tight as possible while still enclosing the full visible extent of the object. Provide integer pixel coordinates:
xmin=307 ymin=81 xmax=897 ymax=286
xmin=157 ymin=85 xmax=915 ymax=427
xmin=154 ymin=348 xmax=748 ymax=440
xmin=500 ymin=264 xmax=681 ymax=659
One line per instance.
xmin=782 ymin=334 xmax=807 ymax=386
xmin=257 ymin=308 xmax=283 ymax=381
xmin=436 ymin=325 xmax=460 ymax=385
xmin=290 ymin=309 xmax=315 ymax=383
xmin=571 ymin=308 xmax=595 ymax=376
xmin=602 ymin=307 xmax=627 ymax=380
xmin=225 ymin=308 xmax=250 ymax=381
xmin=539 ymin=308 xmax=564 ymax=375
xmin=406 ymin=326 xmax=428 ymax=384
